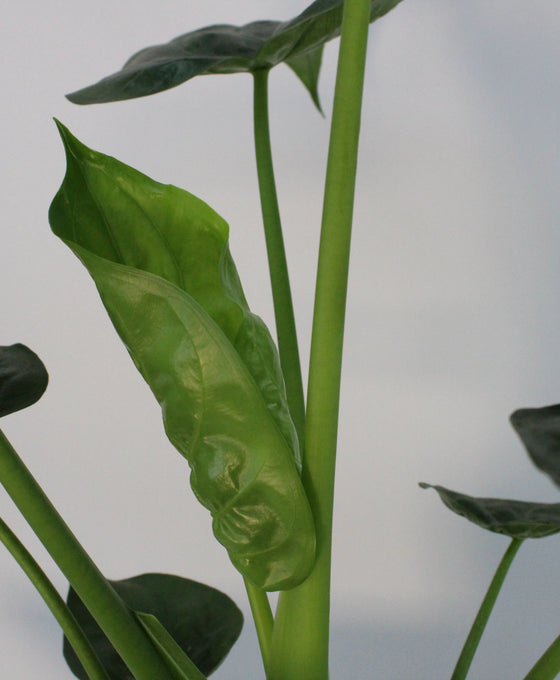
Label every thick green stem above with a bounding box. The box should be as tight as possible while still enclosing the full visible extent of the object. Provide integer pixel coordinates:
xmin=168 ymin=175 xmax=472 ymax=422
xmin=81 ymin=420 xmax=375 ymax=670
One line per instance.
xmin=524 ymin=634 xmax=560 ymax=679
xmin=451 ymin=538 xmax=523 ymax=680
xmin=243 ymin=578 xmax=273 ymax=675
xmin=268 ymin=1 xmax=371 ymax=679
xmin=0 ymin=429 xmax=174 ymax=680
xmin=253 ymin=68 xmax=306 ymax=445
xmin=0 ymin=515 xmax=110 ymax=680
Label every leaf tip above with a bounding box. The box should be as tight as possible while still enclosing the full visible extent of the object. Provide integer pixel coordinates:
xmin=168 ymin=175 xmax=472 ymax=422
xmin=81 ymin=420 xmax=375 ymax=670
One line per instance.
xmin=52 ymin=118 xmax=76 ymax=148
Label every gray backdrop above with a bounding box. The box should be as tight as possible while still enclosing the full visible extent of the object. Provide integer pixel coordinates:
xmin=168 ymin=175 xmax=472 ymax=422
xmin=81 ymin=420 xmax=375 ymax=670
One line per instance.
xmin=1 ymin=1 xmax=559 ymax=677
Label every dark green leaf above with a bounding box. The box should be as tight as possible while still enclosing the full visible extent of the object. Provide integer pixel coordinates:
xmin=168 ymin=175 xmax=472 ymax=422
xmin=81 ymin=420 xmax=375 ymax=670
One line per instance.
xmin=49 ymin=124 xmax=316 ymax=590
xmin=420 ymin=483 xmax=560 ymax=539
xmin=510 ymin=405 xmax=560 ymax=488
xmin=0 ymin=344 xmax=48 ymax=417
xmin=285 ymin=44 xmax=324 ymax=113
xmin=66 ymin=0 xmax=403 ymax=105
xmin=64 ymin=573 xmax=242 ymax=680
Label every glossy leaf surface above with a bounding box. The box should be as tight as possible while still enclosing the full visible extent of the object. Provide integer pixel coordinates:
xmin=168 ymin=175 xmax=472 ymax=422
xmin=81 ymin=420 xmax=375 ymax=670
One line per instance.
xmin=66 ymin=0 xmax=403 ymax=107
xmin=49 ymin=121 xmax=299 ymax=467
xmin=49 ymin=125 xmax=316 ymax=590
xmin=420 ymin=483 xmax=560 ymax=539
xmin=0 ymin=344 xmax=48 ymax=417
xmin=64 ymin=573 xmax=242 ymax=680
xmin=510 ymin=404 xmax=560 ymax=488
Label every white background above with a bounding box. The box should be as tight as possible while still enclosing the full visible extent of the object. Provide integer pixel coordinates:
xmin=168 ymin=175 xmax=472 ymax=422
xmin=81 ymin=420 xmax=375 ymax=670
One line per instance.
xmin=1 ymin=1 xmax=560 ymax=677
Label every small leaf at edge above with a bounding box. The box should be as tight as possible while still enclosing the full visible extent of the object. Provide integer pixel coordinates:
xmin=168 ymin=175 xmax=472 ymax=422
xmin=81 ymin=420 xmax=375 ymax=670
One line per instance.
xmin=510 ymin=404 xmax=560 ymax=488
xmin=0 ymin=344 xmax=49 ymax=417
xmin=420 ymin=483 xmax=560 ymax=539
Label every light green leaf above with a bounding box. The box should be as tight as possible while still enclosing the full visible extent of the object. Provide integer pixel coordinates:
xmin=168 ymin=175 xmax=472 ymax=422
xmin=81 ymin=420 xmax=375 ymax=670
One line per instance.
xmin=49 ymin=125 xmax=316 ymax=589
xmin=420 ymin=483 xmax=560 ymax=539
xmin=49 ymin=121 xmax=299 ymax=469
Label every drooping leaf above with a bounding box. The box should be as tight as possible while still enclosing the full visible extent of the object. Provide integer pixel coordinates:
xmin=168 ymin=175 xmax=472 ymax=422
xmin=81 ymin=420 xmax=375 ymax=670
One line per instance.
xmin=285 ymin=44 xmax=324 ymax=114
xmin=420 ymin=483 xmax=560 ymax=539
xmin=66 ymin=0 xmax=403 ymax=108
xmin=510 ymin=404 xmax=560 ymax=488
xmin=49 ymin=125 xmax=316 ymax=590
xmin=63 ymin=573 xmax=242 ymax=680
xmin=0 ymin=344 xmax=49 ymax=417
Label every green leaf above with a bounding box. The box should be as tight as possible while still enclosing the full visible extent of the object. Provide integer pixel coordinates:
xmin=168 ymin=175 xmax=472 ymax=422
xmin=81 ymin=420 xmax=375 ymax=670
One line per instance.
xmin=510 ymin=405 xmax=560 ymax=488
xmin=66 ymin=0 xmax=403 ymax=106
xmin=285 ymin=44 xmax=324 ymax=113
xmin=49 ymin=125 xmax=316 ymax=590
xmin=420 ymin=483 xmax=560 ymax=539
xmin=0 ymin=344 xmax=49 ymax=417
xmin=49 ymin=121 xmax=299 ymax=469
xmin=63 ymin=573 xmax=242 ymax=680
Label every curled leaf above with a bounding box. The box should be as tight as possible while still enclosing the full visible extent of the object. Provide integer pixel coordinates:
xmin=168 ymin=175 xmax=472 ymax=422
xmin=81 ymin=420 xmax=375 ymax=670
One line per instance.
xmin=49 ymin=121 xmax=299 ymax=467
xmin=49 ymin=124 xmax=316 ymax=590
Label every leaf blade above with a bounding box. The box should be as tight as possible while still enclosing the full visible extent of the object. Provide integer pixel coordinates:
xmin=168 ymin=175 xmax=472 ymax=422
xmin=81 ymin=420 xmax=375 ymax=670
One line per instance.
xmin=0 ymin=344 xmax=49 ymax=417
xmin=84 ymin=258 xmax=315 ymax=589
xmin=285 ymin=44 xmax=324 ymax=113
xmin=49 ymin=124 xmax=316 ymax=589
xmin=510 ymin=404 xmax=560 ymax=488
xmin=64 ymin=573 xmax=242 ymax=680
xmin=49 ymin=121 xmax=300 ymax=467
xmin=420 ymin=483 xmax=560 ymax=539
xmin=66 ymin=0 xmax=404 ymax=104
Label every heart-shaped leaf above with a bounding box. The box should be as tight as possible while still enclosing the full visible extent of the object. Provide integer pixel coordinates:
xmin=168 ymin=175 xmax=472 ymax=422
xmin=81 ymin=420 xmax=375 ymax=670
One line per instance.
xmin=510 ymin=405 xmax=560 ymax=488
xmin=49 ymin=124 xmax=316 ymax=590
xmin=0 ymin=344 xmax=49 ymax=417
xmin=420 ymin=483 xmax=560 ymax=539
xmin=66 ymin=0 xmax=403 ymax=108
xmin=63 ymin=573 xmax=242 ymax=680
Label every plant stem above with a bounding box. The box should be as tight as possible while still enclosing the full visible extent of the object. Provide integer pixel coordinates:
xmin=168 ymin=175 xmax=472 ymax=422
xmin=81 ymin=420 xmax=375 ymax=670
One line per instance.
xmin=268 ymin=0 xmax=372 ymax=678
xmin=523 ymin=634 xmax=560 ymax=679
xmin=243 ymin=578 xmax=273 ymax=675
xmin=451 ymin=538 xmax=523 ymax=680
xmin=0 ymin=428 xmax=174 ymax=680
xmin=252 ymin=68 xmax=306 ymax=445
xmin=0 ymin=515 xmax=110 ymax=680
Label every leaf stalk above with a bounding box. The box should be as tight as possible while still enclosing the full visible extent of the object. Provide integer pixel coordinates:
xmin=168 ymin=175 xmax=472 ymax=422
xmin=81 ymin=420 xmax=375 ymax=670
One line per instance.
xmin=0 ymin=429 xmax=175 ymax=680
xmin=451 ymin=538 xmax=523 ymax=680
xmin=0 ymin=515 xmax=110 ymax=680
xmin=243 ymin=578 xmax=274 ymax=675
xmin=268 ymin=0 xmax=372 ymax=677
xmin=252 ymin=68 xmax=306 ymax=445
xmin=523 ymin=633 xmax=560 ymax=679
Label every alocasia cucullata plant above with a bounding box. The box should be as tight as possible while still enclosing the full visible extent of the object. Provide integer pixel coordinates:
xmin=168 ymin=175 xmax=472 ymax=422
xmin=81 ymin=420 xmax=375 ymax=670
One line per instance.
xmin=2 ymin=1 xmax=560 ymax=679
